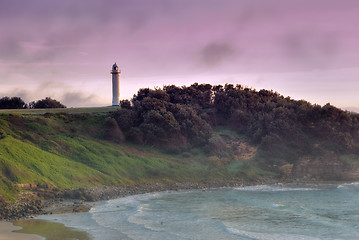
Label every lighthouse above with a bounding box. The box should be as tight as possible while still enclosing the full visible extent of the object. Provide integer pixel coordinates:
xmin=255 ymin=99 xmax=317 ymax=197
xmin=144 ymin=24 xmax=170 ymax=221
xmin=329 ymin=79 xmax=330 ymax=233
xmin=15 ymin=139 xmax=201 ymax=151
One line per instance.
xmin=111 ymin=62 xmax=120 ymax=106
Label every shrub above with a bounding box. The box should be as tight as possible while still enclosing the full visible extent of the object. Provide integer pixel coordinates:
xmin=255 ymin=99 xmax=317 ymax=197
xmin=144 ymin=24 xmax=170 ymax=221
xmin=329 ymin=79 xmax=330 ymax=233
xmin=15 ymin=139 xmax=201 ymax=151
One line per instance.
xmin=29 ymin=97 xmax=66 ymax=109
xmin=126 ymin=127 xmax=144 ymax=144
xmin=0 ymin=97 xmax=27 ymax=109
xmin=103 ymin=117 xmax=125 ymax=143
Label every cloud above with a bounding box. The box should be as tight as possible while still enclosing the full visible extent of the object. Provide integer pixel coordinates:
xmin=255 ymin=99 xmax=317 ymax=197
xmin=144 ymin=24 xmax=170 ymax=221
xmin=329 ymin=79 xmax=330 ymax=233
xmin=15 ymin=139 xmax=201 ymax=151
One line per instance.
xmin=0 ymin=81 xmax=107 ymax=108
xmin=0 ymin=88 xmax=32 ymax=103
xmin=60 ymin=92 xmax=105 ymax=107
xmin=0 ymin=82 xmax=62 ymax=103
xmin=281 ymin=32 xmax=339 ymax=70
xmin=0 ymin=39 xmax=24 ymax=61
xmin=199 ymin=42 xmax=236 ymax=67
xmin=1 ymin=0 xmax=359 ymax=109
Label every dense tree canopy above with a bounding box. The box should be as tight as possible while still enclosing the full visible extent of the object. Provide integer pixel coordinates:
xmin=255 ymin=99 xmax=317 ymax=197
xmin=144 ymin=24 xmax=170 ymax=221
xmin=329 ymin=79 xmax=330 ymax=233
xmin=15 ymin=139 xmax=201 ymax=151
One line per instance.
xmin=0 ymin=96 xmax=66 ymax=109
xmin=29 ymin=97 xmax=66 ymax=109
xmin=112 ymin=87 xmax=212 ymax=151
xmin=0 ymin=97 xmax=27 ymax=109
xmin=111 ymin=83 xmax=359 ymax=167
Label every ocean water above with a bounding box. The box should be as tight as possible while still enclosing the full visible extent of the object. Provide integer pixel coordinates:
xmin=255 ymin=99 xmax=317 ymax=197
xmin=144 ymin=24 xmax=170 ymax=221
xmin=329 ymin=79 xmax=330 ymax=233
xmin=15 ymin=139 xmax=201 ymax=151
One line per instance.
xmin=37 ymin=183 xmax=359 ymax=240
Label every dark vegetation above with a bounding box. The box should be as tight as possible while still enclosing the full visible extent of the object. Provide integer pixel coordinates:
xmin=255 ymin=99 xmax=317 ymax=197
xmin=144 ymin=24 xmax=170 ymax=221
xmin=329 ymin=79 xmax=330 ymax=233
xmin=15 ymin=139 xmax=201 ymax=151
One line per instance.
xmin=114 ymin=83 xmax=359 ymax=168
xmin=0 ymin=97 xmax=27 ymax=109
xmin=0 ymin=97 xmax=66 ymax=109
xmin=29 ymin=97 xmax=66 ymax=109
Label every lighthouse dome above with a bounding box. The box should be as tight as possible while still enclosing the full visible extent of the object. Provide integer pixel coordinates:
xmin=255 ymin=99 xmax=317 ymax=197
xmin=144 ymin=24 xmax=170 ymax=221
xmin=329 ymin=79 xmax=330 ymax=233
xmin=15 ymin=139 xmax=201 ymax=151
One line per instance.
xmin=112 ymin=62 xmax=118 ymax=71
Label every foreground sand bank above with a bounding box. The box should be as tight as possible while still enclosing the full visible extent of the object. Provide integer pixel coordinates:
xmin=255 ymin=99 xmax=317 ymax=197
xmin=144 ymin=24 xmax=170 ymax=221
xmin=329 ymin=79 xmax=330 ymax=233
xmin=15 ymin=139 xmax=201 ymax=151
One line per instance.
xmin=12 ymin=219 xmax=91 ymax=240
xmin=0 ymin=221 xmax=43 ymax=240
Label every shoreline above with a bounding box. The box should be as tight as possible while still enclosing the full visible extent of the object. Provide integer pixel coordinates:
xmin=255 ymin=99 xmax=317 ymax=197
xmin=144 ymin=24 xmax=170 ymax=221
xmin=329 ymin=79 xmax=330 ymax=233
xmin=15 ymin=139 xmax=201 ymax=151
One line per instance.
xmin=1 ymin=177 xmax=354 ymax=220
xmin=41 ymin=178 xmax=276 ymax=214
xmin=40 ymin=179 xmax=359 ymax=216
xmin=3 ymin=179 xmax=262 ymax=240
xmin=1 ymin=177 xmax=273 ymax=220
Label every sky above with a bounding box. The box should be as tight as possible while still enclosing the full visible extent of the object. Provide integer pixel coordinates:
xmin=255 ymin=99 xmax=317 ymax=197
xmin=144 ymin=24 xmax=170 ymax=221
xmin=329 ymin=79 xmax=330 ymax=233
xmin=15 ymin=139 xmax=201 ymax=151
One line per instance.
xmin=1 ymin=0 xmax=359 ymax=111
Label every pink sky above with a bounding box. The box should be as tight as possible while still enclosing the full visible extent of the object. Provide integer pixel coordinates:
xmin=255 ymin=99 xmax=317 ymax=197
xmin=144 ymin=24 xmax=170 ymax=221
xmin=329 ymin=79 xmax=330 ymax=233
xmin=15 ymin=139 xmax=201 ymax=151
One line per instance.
xmin=1 ymin=0 xmax=359 ymax=111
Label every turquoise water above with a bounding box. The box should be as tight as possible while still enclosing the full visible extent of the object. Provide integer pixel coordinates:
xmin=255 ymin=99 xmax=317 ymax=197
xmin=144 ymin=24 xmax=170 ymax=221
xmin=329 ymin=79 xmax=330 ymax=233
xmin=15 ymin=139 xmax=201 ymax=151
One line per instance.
xmin=38 ymin=183 xmax=359 ymax=240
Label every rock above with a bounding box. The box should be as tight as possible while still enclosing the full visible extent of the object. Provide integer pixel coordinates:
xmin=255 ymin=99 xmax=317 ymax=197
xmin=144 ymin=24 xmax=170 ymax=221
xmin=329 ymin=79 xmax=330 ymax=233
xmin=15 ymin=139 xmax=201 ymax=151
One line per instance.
xmin=0 ymin=193 xmax=43 ymax=220
xmin=73 ymin=205 xmax=92 ymax=213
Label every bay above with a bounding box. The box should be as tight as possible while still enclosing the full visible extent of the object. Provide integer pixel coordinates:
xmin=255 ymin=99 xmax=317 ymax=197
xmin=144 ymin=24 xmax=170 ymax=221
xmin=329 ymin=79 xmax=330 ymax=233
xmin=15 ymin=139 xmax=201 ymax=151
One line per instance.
xmin=36 ymin=182 xmax=359 ymax=240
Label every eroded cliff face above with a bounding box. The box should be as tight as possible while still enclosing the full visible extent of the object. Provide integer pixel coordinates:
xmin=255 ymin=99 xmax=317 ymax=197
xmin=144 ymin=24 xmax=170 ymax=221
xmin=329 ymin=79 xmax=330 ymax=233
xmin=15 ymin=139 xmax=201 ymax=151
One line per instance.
xmin=279 ymin=154 xmax=359 ymax=181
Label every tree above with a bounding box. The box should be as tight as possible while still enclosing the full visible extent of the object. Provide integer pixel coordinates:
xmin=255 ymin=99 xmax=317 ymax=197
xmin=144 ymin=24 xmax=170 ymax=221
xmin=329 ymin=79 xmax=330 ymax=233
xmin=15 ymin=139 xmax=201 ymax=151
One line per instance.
xmin=120 ymin=100 xmax=132 ymax=109
xmin=29 ymin=97 xmax=66 ymax=109
xmin=0 ymin=97 xmax=27 ymax=109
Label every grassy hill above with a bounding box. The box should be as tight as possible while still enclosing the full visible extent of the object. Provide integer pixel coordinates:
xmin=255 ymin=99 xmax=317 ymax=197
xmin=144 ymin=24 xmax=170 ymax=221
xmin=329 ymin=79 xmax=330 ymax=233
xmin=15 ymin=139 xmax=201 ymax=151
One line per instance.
xmin=1 ymin=83 xmax=359 ymax=200
xmin=0 ymin=110 xmax=262 ymax=200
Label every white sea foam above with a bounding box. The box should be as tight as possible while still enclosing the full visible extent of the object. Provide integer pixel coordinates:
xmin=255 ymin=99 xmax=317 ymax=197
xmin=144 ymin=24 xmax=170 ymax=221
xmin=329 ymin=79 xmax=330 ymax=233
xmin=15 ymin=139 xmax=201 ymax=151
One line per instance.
xmin=234 ymin=185 xmax=319 ymax=192
xmin=271 ymin=203 xmax=286 ymax=208
xmin=337 ymin=181 xmax=359 ymax=188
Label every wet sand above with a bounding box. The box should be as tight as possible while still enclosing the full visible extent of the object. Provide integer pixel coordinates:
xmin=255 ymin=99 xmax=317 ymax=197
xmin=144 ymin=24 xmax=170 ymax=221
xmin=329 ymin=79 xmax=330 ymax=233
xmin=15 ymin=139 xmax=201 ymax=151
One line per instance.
xmin=0 ymin=221 xmax=43 ymax=240
xmin=12 ymin=219 xmax=91 ymax=240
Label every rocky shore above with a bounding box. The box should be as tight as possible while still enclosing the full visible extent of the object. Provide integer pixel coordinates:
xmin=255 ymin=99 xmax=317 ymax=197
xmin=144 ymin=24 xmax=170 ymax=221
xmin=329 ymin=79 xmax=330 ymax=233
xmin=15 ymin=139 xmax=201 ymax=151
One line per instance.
xmin=0 ymin=177 xmax=276 ymax=220
xmin=0 ymin=192 xmax=43 ymax=220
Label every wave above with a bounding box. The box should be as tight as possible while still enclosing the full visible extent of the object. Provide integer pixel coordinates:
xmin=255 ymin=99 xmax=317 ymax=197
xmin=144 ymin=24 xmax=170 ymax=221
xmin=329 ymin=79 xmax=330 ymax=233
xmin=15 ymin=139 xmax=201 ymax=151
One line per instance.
xmin=225 ymin=225 xmax=322 ymax=240
xmin=336 ymin=182 xmax=359 ymax=189
xmin=225 ymin=227 xmax=262 ymax=240
xmin=234 ymin=185 xmax=320 ymax=192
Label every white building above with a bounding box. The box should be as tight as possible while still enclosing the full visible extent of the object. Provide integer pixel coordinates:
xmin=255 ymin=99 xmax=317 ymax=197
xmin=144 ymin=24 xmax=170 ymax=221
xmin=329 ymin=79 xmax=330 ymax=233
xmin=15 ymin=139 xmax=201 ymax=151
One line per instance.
xmin=111 ymin=62 xmax=120 ymax=106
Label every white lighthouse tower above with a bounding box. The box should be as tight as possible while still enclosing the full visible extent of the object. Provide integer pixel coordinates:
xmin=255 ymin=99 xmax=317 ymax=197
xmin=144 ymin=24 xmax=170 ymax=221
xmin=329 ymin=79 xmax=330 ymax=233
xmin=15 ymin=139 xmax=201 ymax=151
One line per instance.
xmin=111 ymin=62 xmax=120 ymax=106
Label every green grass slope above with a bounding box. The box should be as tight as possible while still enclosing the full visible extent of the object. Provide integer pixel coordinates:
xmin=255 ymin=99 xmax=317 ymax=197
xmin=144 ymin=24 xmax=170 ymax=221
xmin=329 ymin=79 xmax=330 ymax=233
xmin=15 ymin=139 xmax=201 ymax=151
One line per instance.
xmin=0 ymin=136 xmax=109 ymax=198
xmin=0 ymin=112 xmax=252 ymax=200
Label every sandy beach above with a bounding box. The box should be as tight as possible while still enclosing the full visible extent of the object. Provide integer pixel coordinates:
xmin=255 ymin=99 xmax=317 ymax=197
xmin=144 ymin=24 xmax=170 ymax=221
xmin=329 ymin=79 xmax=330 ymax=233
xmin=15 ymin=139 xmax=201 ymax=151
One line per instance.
xmin=0 ymin=221 xmax=43 ymax=240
